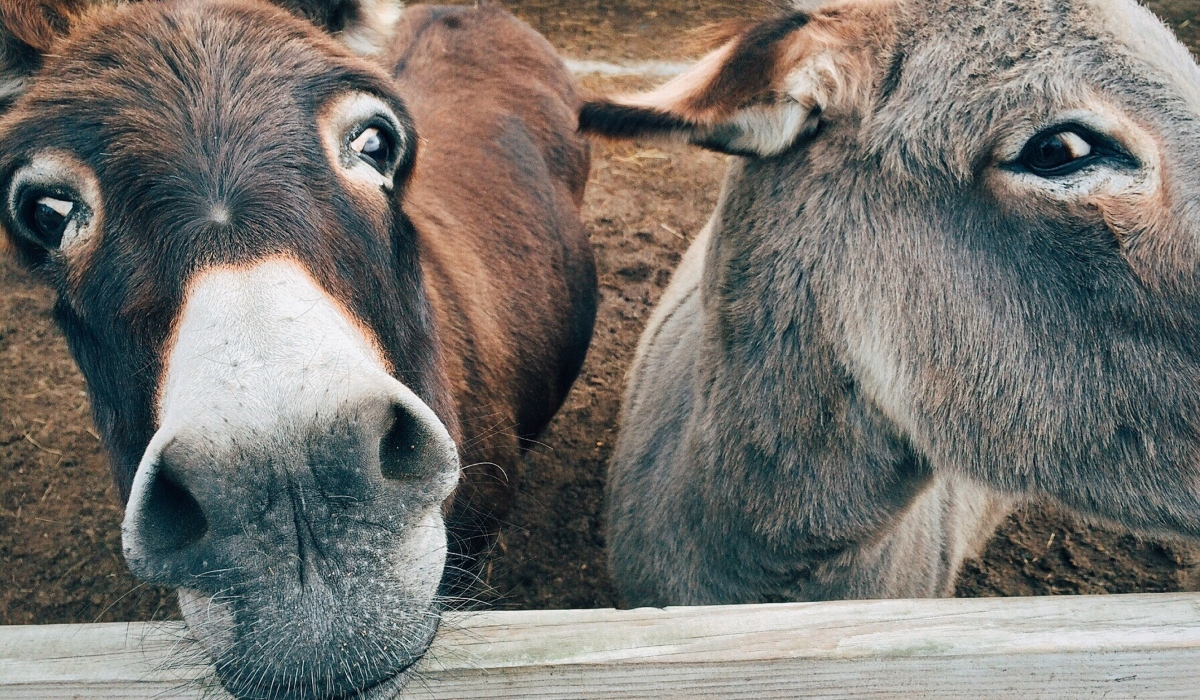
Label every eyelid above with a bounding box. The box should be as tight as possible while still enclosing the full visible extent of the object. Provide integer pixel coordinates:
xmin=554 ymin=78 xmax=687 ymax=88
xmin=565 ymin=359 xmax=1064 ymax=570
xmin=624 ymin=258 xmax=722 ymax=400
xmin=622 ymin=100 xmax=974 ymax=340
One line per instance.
xmin=1051 ymin=125 xmax=1136 ymax=166
xmin=1009 ymin=123 xmax=1137 ymax=171
xmin=1058 ymin=131 xmax=1092 ymax=159
xmin=39 ymin=196 xmax=74 ymax=217
xmin=5 ymin=152 xmax=101 ymax=252
xmin=350 ymin=127 xmax=379 ymax=153
xmin=994 ymin=106 xmax=1143 ymax=165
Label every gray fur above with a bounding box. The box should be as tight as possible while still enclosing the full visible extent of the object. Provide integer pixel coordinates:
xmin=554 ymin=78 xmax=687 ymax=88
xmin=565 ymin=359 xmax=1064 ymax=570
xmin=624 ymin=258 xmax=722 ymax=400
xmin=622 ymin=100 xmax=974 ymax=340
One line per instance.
xmin=604 ymin=0 xmax=1200 ymax=606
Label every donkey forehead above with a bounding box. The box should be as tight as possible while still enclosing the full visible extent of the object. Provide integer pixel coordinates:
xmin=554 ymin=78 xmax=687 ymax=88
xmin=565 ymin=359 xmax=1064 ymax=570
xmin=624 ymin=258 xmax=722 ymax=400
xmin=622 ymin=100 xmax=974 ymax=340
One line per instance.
xmin=901 ymin=0 xmax=1200 ymax=106
xmin=13 ymin=0 xmax=392 ymax=137
xmin=868 ymin=0 xmax=1200 ymax=175
xmin=0 ymin=1 xmax=409 ymax=253
xmin=1082 ymin=0 xmax=1200 ymax=110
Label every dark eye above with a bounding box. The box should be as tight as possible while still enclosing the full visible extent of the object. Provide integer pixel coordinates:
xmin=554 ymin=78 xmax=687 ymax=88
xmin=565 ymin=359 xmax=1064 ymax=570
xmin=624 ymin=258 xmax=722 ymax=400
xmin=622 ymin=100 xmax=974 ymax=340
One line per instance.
xmin=18 ymin=191 xmax=76 ymax=248
xmin=350 ymin=125 xmax=394 ymax=173
xmin=1019 ymin=128 xmax=1102 ymax=177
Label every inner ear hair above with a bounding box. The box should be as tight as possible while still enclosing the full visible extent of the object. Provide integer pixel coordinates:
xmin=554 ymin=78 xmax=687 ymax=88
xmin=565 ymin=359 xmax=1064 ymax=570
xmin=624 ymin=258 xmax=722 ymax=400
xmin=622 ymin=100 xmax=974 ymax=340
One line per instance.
xmin=0 ymin=0 xmax=86 ymax=53
xmin=272 ymin=0 xmax=402 ymax=56
xmin=0 ymin=0 xmax=90 ymax=112
xmin=579 ymin=0 xmax=893 ymax=157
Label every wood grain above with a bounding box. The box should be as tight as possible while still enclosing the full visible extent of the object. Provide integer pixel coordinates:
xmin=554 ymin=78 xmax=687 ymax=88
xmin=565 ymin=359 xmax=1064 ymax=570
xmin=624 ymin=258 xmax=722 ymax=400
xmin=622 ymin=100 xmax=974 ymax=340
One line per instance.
xmin=3 ymin=593 xmax=1199 ymax=698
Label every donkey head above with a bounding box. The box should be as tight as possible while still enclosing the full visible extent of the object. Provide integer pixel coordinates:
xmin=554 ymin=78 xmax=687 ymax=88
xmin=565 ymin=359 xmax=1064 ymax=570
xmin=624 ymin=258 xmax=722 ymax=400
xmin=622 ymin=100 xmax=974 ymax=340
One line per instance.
xmin=0 ymin=1 xmax=462 ymax=697
xmin=583 ymin=0 xmax=1200 ymax=540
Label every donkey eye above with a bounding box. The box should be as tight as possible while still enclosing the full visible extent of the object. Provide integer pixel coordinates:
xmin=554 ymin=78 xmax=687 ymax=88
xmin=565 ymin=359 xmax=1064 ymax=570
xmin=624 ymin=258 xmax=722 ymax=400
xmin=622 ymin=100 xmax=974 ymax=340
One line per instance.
xmin=18 ymin=192 xmax=76 ymax=248
xmin=350 ymin=126 xmax=393 ymax=173
xmin=1019 ymin=128 xmax=1106 ymax=177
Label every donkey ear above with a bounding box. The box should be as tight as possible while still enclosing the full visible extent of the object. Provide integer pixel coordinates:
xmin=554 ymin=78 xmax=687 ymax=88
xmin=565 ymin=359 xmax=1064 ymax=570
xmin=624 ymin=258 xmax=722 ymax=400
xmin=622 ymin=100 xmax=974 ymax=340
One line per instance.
xmin=271 ymin=0 xmax=402 ymax=56
xmin=579 ymin=1 xmax=892 ymax=157
xmin=0 ymin=0 xmax=85 ymax=111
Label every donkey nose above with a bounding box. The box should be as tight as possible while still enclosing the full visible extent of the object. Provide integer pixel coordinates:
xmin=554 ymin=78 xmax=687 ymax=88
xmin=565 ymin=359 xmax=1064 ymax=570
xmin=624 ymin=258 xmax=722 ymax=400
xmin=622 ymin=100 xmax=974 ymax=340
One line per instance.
xmin=121 ymin=382 xmax=460 ymax=586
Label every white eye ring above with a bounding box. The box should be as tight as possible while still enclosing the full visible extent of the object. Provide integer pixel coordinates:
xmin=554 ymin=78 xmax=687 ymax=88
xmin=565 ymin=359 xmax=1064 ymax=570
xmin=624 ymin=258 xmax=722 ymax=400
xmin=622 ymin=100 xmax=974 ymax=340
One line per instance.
xmin=319 ymin=93 xmax=406 ymax=193
xmin=6 ymin=152 xmax=101 ymax=253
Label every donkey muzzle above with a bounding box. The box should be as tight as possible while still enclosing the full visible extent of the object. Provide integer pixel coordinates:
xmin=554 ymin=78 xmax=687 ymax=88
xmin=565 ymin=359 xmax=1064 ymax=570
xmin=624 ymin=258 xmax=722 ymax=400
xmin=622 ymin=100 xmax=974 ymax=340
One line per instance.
xmin=117 ymin=258 xmax=459 ymax=699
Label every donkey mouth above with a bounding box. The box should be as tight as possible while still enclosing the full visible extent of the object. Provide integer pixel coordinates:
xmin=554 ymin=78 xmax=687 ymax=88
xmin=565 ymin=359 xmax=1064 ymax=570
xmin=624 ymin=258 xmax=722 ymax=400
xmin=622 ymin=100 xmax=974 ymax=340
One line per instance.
xmin=333 ymin=620 xmax=439 ymax=700
xmin=334 ymin=664 xmax=420 ymax=700
xmin=184 ymin=580 xmax=444 ymax=700
xmin=219 ymin=659 xmax=421 ymax=700
xmin=215 ymin=619 xmax=438 ymax=700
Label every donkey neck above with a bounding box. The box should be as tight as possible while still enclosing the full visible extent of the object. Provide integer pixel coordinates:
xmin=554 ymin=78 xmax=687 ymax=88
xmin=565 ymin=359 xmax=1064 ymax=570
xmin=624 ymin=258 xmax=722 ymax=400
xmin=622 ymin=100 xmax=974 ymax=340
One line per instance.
xmin=682 ymin=159 xmax=972 ymax=594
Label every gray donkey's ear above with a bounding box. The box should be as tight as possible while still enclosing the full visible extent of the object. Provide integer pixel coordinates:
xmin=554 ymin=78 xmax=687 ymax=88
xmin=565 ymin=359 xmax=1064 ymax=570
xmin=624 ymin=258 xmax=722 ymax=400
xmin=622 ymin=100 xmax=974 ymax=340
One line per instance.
xmin=579 ymin=0 xmax=894 ymax=157
xmin=271 ymin=0 xmax=403 ymax=56
xmin=0 ymin=0 xmax=86 ymax=112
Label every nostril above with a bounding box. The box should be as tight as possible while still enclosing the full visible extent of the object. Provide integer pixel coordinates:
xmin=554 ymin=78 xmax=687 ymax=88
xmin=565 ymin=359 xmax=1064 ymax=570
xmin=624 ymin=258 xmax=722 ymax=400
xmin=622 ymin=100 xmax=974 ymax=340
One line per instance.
xmin=141 ymin=466 xmax=208 ymax=554
xmin=379 ymin=405 xmax=427 ymax=480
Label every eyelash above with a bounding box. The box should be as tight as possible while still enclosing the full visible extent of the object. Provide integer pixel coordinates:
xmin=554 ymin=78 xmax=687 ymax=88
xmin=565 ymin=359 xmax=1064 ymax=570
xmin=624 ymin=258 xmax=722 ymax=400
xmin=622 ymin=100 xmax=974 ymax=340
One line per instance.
xmin=1016 ymin=123 xmax=1137 ymax=177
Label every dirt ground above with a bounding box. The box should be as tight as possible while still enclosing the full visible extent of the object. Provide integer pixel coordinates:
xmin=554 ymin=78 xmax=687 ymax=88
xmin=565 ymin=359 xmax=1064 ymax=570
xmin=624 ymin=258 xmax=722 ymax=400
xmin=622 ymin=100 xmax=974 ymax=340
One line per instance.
xmin=3 ymin=0 xmax=1200 ymax=626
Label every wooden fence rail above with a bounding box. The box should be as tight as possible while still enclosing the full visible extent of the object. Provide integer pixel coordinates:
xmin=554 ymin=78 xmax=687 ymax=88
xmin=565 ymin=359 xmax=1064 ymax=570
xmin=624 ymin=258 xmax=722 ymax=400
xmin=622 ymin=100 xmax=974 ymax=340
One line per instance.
xmin=3 ymin=592 xmax=1200 ymax=699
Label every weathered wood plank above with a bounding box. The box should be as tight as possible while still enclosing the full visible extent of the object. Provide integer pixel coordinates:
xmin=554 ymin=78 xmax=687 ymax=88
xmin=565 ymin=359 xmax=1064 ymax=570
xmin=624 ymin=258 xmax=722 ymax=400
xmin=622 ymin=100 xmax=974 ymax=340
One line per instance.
xmin=2 ymin=593 xmax=1199 ymax=699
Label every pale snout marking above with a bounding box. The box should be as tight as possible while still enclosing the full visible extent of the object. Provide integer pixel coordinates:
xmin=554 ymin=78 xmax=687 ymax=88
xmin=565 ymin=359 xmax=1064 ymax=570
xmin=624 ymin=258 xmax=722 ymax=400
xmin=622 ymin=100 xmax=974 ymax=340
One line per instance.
xmin=123 ymin=257 xmax=459 ymax=557
xmin=154 ymin=256 xmax=396 ymax=437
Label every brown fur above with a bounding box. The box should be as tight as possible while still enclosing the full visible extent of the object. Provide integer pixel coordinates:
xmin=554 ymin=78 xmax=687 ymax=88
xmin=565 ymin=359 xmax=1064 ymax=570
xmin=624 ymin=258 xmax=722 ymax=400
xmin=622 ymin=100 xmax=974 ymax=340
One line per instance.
xmin=0 ymin=1 xmax=595 ymax=696
xmin=0 ymin=0 xmax=402 ymax=116
xmin=387 ymin=4 xmax=596 ymax=555
xmin=0 ymin=0 xmax=83 ymax=51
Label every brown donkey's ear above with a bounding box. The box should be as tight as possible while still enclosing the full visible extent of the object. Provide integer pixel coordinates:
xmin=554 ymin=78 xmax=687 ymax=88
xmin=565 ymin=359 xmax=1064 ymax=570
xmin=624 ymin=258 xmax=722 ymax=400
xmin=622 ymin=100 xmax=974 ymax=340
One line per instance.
xmin=579 ymin=0 xmax=894 ymax=157
xmin=0 ymin=0 xmax=86 ymax=111
xmin=270 ymin=0 xmax=402 ymax=56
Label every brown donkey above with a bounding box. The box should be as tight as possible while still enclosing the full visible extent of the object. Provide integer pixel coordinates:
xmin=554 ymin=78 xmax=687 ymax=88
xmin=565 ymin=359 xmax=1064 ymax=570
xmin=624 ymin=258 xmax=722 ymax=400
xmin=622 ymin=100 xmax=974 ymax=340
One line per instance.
xmin=583 ymin=0 xmax=1200 ymax=607
xmin=0 ymin=1 xmax=595 ymax=697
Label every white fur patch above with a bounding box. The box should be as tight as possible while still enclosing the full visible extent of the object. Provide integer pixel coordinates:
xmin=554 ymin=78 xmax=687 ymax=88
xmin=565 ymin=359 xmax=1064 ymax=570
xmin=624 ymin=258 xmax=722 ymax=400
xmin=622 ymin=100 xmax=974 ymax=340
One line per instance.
xmin=712 ymin=102 xmax=818 ymax=156
xmin=339 ymin=0 xmax=404 ymax=57
xmin=843 ymin=305 xmax=922 ymax=448
xmin=123 ymin=258 xmax=458 ymax=554
xmin=155 ymin=258 xmax=398 ymax=437
xmin=1087 ymin=0 xmax=1200 ymax=114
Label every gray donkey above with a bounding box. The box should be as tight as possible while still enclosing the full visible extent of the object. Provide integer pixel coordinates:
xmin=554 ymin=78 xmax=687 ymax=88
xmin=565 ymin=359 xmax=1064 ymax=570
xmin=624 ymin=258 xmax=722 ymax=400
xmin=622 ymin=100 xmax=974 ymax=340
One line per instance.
xmin=580 ymin=0 xmax=1200 ymax=606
